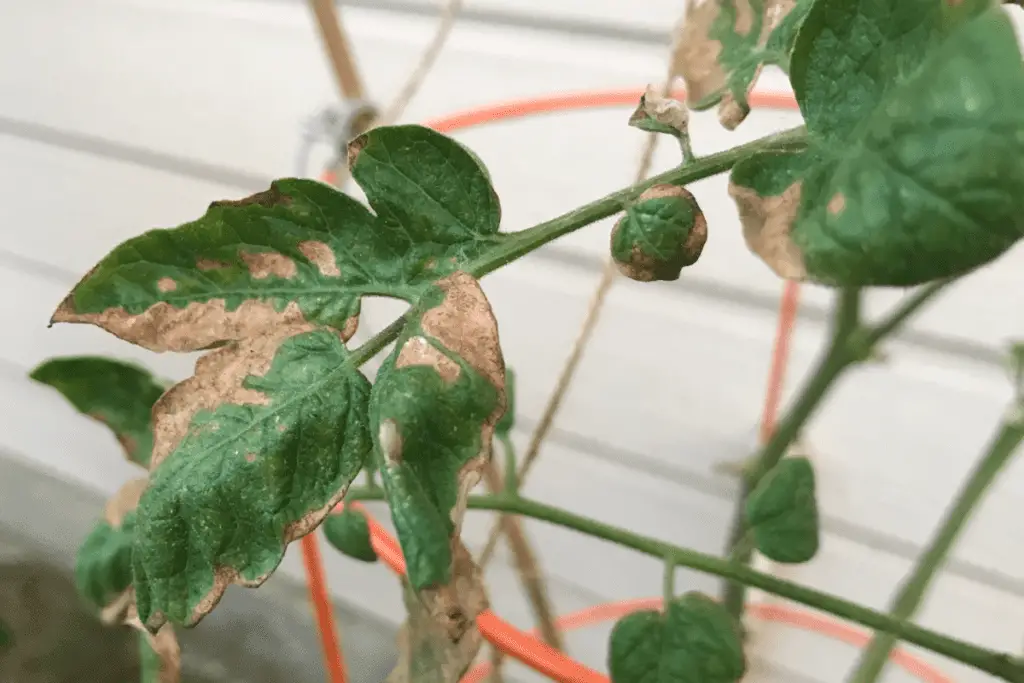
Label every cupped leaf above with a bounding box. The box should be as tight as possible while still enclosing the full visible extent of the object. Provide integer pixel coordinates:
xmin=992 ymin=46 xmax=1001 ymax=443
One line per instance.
xmin=674 ymin=0 xmax=813 ymax=129
xmin=323 ymin=508 xmax=378 ymax=563
xmin=371 ymin=271 xmax=506 ymax=592
xmin=629 ymin=87 xmax=690 ymax=141
xmin=611 ymin=185 xmax=708 ymax=282
xmin=30 ymin=357 xmax=165 ymax=467
xmin=132 ymin=326 xmax=373 ymax=631
xmin=731 ymin=0 xmax=1024 ymax=286
xmin=608 ymin=592 xmax=746 ymax=683
xmin=744 ymin=456 xmax=819 ymax=563
xmin=75 ymin=478 xmax=147 ymax=619
xmin=51 ymin=125 xmax=503 ymax=352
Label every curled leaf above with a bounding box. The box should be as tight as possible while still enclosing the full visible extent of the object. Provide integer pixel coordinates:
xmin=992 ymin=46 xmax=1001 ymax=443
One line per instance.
xmin=608 ymin=592 xmax=746 ymax=683
xmin=132 ymin=327 xmax=372 ymax=631
xmin=673 ymin=0 xmax=812 ymax=129
xmin=611 ymin=185 xmax=708 ymax=282
xmin=51 ymin=125 xmax=502 ymax=352
xmin=745 ymin=456 xmax=819 ymax=563
xmin=629 ymin=86 xmax=690 ymax=140
xmin=324 ymin=508 xmax=378 ymax=563
xmin=731 ymin=0 xmax=1024 ymax=286
xmin=30 ymin=357 xmax=165 ymax=468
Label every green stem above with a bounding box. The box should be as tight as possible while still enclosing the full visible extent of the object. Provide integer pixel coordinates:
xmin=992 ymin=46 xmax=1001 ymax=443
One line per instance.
xmin=500 ymin=433 xmax=519 ymax=495
xmin=138 ymin=632 xmax=160 ymax=683
xmin=846 ymin=411 xmax=1024 ymax=683
xmin=349 ymin=126 xmax=808 ymax=364
xmin=663 ymin=556 xmax=677 ymax=605
xmin=343 ymin=486 xmax=1024 ymax=682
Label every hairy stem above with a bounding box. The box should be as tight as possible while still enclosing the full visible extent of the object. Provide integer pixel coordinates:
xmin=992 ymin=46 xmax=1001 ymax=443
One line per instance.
xmin=721 ymin=281 xmax=950 ymax=619
xmin=344 ymin=486 xmax=1024 ymax=682
xmin=846 ymin=408 xmax=1024 ymax=683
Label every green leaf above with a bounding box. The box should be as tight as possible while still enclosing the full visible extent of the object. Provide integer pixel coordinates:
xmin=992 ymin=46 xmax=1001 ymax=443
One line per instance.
xmin=675 ymin=0 xmax=813 ymax=129
xmin=745 ymin=457 xmax=819 ymax=563
xmin=371 ymin=272 xmax=506 ymax=591
xmin=0 ymin=617 xmax=12 ymax=650
xmin=51 ymin=125 xmax=503 ymax=352
xmin=730 ymin=1 xmax=1024 ymax=286
xmin=495 ymin=367 xmax=516 ymax=437
xmin=30 ymin=356 xmax=165 ymax=467
xmin=132 ymin=327 xmax=373 ymax=631
xmin=323 ymin=508 xmax=378 ymax=563
xmin=611 ymin=185 xmax=708 ymax=282
xmin=608 ymin=592 xmax=746 ymax=683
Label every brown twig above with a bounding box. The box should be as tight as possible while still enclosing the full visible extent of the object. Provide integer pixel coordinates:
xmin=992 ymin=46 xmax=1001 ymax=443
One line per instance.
xmin=308 ymin=0 xmax=366 ymax=100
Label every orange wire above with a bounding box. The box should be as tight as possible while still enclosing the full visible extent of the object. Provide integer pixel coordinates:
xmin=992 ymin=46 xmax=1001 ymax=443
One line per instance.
xmin=299 ymin=88 xmax=923 ymax=683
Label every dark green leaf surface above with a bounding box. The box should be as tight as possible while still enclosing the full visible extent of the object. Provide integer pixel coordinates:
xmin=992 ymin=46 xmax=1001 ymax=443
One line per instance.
xmin=132 ymin=328 xmax=373 ymax=631
xmin=745 ymin=457 xmax=819 ymax=563
xmin=677 ymin=0 xmax=813 ymax=128
xmin=323 ymin=508 xmax=378 ymax=563
xmin=30 ymin=356 xmax=165 ymax=467
xmin=730 ymin=1 xmax=1024 ymax=286
xmin=611 ymin=185 xmax=707 ymax=282
xmin=371 ymin=272 xmax=506 ymax=591
xmin=0 ymin=617 xmax=11 ymax=650
xmin=76 ymin=513 xmax=136 ymax=610
xmin=608 ymin=592 xmax=746 ymax=683
xmin=51 ymin=125 xmax=503 ymax=352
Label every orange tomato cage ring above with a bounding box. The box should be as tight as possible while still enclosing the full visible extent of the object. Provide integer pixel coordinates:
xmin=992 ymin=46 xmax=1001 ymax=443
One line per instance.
xmin=298 ymin=88 xmax=954 ymax=683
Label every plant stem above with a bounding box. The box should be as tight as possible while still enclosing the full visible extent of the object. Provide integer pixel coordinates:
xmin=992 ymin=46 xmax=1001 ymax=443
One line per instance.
xmin=720 ymin=281 xmax=951 ymax=620
xmin=500 ymin=433 xmax=518 ymax=495
xmin=348 ymin=126 xmax=808 ymax=365
xmin=663 ymin=556 xmax=677 ymax=605
xmin=846 ymin=409 xmax=1024 ymax=683
xmin=343 ymin=486 xmax=1024 ymax=682
xmin=138 ymin=631 xmax=160 ymax=683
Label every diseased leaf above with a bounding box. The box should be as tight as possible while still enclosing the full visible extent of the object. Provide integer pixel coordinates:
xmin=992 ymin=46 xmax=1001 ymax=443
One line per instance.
xmin=132 ymin=326 xmax=373 ymax=631
xmin=730 ymin=0 xmax=1024 ymax=286
xmin=371 ymin=271 xmax=506 ymax=592
xmin=674 ymin=0 xmax=813 ymax=129
xmin=745 ymin=457 xmax=819 ymax=563
xmin=386 ymin=542 xmax=488 ymax=683
xmin=608 ymin=592 xmax=746 ymax=683
xmin=30 ymin=357 xmax=165 ymax=467
xmin=324 ymin=508 xmax=378 ymax=563
xmin=51 ymin=125 xmax=503 ymax=352
xmin=629 ymin=87 xmax=690 ymax=141
xmin=75 ymin=478 xmax=146 ymax=617
xmin=611 ymin=185 xmax=708 ymax=282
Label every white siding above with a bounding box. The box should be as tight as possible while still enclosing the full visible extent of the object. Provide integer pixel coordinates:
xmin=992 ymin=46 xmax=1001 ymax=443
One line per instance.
xmin=1 ymin=1 xmax=1023 ymax=682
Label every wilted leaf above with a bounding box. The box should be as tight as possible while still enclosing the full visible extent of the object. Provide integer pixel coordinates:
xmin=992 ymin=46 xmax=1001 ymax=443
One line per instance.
xmin=673 ymin=0 xmax=813 ymax=129
xmin=730 ymin=0 xmax=1024 ymax=286
xmin=608 ymin=592 xmax=746 ymax=683
xmin=611 ymin=185 xmax=707 ymax=282
xmin=30 ymin=357 xmax=165 ymax=467
xmin=75 ymin=478 xmax=147 ymax=617
xmin=371 ymin=271 xmax=506 ymax=592
xmin=386 ymin=541 xmax=488 ymax=683
xmin=51 ymin=125 xmax=502 ymax=352
xmin=745 ymin=457 xmax=819 ymax=563
xmin=132 ymin=326 xmax=373 ymax=631
xmin=629 ymin=86 xmax=690 ymax=141
xmin=324 ymin=508 xmax=378 ymax=563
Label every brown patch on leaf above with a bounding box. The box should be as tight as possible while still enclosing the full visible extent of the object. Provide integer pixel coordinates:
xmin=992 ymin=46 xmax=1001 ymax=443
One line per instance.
xmin=827 ymin=192 xmax=846 ymax=215
xmin=378 ymin=419 xmax=403 ymax=467
xmin=148 ymin=324 xmax=316 ymax=469
xmin=672 ymin=0 xmax=727 ymax=105
xmin=734 ymin=0 xmax=756 ymax=34
xmin=630 ymin=85 xmax=689 ymax=136
xmin=211 ymin=185 xmax=289 ymax=209
xmin=88 ymin=411 xmax=141 ymax=460
xmin=240 ymin=251 xmax=297 ymax=280
xmin=298 ymin=240 xmax=342 ymax=277
xmin=50 ymin=296 xmax=357 ymax=352
xmin=157 ymin=277 xmax=177 ymax=292
xmin=347 ymin=135 xmax=368 ymax=170
xmin=729 ymin=179 xmax=807 ymax=280
xmin=197 ymin=259 xmax=228 ymax=271
xmin=719 ymin=93 xmax=749 ymax=131
xmin=386 ymin=541 xmax=489 ymax=683
xmin=395 ymin=335 xmax=461 ymax=384
xmin=613 ymin=185 xmax=707 ymax=282
xmin=103 ymin=477 xmax=148 ymax=528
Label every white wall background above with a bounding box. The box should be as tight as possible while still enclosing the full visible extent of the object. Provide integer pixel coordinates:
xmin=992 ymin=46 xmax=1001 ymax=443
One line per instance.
xmin=1 ymin=1 xmax=1023 ymax=682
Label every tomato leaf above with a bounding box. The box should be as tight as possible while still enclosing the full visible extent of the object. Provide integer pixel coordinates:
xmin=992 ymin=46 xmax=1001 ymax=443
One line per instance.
xmin=323 ymin=508 xmax=378 ymax=563
xmin=745 ymin=457 xmax=819 ymax=563
xmin=611 ymin=185 xmax=708 ymax=282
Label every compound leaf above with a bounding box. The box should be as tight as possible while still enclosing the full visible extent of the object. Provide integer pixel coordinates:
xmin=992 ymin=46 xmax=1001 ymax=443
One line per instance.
xmin=611 ymin=185 xmax=707 ymax=282
xmin=371 ymin=271 xmax=506 ymax=592
xmin=30 ymin=356 xmax=165 ymax=468
xmin=674 ymin=0 xmax=814 ymax=129
xmin=132 ymin=326 xmax=373 ymax=631
xmin=730 ymin=0 xmax=1024 ymax=286
xmin=745 ymin=457 xmax=819 ymax=563
xmin=323 ymin=508 xmax=378 ymax=563
xmin=51 ymin=125 xmax=502 ymax=352
xmin=609 ymin=592 xmax=746 ymax=683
